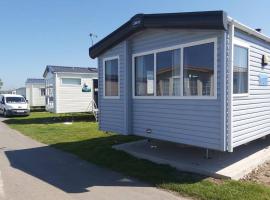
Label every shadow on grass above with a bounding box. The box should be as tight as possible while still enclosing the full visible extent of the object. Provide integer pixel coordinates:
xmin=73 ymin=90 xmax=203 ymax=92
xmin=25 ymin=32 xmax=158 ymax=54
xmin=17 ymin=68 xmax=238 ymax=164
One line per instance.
xmin=5 ymin=134 xmax=206 ymax=194
xmin=4 ymin=114 xmax=96 ymax=124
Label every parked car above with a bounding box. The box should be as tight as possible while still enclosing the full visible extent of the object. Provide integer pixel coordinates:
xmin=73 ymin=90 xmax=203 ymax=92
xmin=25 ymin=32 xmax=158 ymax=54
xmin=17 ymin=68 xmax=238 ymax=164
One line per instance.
xmin=0 ymin=94 xmax=30 ymax=117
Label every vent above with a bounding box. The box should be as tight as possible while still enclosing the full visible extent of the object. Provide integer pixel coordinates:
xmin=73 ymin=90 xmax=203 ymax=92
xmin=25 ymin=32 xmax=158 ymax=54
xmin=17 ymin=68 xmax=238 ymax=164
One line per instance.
xmin=255 ymin=28 xmax=262 ymax=33
xmin=145 ymin=129 xmax=152 ymax=134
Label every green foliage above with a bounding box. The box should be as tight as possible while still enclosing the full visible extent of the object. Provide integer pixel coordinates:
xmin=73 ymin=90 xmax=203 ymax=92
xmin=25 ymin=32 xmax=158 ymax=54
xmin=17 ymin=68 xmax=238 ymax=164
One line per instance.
xmin=0 ymin=78 xmax=3 ymax=89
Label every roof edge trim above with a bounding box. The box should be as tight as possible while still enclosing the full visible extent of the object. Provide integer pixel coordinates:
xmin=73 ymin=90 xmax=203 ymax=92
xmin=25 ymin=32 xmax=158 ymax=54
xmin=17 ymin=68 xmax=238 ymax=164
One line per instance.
xmin=89 ymin=10 xmax=228 ymax=59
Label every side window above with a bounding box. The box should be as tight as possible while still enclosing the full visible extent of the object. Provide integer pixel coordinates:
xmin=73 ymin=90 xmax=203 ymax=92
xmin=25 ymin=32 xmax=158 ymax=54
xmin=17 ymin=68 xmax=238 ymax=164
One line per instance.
xmin=233 ymin=45 xmax=249 ymax=94
xmin=40 ymin=88 xmax=46 ymax=96
xmin=61 ymin=78 xmax=81 ymax=86
xmin=104 ymin=57 xmax=119 ymax=97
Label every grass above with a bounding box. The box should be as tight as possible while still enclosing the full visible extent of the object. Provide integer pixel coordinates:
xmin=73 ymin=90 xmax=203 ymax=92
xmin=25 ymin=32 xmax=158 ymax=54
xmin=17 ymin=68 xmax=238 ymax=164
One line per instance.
xmin=4 ymin=112 xmax=270 ymax=200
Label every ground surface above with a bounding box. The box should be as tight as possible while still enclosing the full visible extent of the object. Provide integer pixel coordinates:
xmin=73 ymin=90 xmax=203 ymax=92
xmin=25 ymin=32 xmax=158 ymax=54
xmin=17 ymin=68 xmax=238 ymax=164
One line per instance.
xmin=244 ymin=161 xmax=270 ymax=186
xmin=0 ymin=116 xmax=185 ymax=200
xmin=3 ymin=112 xmax=270 ymax=200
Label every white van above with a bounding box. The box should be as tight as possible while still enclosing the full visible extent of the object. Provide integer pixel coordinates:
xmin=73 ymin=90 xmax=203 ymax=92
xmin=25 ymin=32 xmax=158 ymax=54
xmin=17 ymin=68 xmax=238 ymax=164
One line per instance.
xmin=0 ymin=94 xmax=30 ymax=117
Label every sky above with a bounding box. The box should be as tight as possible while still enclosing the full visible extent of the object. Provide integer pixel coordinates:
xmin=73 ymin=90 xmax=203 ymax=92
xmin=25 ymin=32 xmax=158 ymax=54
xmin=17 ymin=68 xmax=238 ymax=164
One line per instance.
xmin=0 ymin=0 xmax=270 ymax=90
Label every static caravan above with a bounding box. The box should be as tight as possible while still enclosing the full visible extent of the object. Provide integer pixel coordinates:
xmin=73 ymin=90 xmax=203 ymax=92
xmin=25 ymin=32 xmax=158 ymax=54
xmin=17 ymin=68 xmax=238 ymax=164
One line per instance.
xmin=15 ymin=87 xmax=26 ymax=98
xmin=22 ymin=79 xmax=46 ymax=108
xmin=43 ymin=65 xmax=98 ymax=113
xmin=16 ymin=79 xmax=45 ymax=109
xmin=89 ymin=10 xmax=270 ymax=152
xmin=0 ymin=90 xmax=16 ymax=95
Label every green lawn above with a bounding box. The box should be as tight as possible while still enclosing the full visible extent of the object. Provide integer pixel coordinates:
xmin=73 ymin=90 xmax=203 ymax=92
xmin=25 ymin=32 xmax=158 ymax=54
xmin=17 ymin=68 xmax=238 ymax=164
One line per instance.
xmin=4 ymin=112 xmax=270 ymax=200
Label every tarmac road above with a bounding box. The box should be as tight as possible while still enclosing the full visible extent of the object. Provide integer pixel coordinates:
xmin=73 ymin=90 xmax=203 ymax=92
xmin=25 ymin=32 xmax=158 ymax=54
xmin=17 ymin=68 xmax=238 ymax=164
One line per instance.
xmin=0 ymin=117 xmax=187 ymax=200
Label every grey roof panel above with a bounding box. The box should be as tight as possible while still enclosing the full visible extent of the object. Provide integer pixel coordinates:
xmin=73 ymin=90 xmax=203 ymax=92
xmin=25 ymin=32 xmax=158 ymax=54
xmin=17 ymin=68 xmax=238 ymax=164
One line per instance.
xmin=26 ymin=78 xmax=45 ymax=84
xmin=43 ymin=65 xmax=97 ymax=77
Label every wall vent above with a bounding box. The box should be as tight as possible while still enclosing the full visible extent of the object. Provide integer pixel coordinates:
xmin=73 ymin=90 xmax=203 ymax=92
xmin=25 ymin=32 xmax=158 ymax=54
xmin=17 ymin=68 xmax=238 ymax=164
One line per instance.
xmin=145 ymin=129 xmax=152 ymax=134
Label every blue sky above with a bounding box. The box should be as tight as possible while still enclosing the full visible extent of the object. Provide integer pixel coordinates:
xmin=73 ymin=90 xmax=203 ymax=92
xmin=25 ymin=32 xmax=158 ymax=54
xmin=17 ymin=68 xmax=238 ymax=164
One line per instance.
xmin=0 ymin=0 xmax=270 ymax=90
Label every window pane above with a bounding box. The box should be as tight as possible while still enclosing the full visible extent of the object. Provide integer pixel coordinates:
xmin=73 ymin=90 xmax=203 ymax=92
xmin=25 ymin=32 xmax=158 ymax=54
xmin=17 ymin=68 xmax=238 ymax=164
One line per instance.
xmin=62 ymin=78 xmax=81 ymax=85
xmin=156 ymin=49 xmax=181 ymax=96
xmin=105 ymin=59 xmax=119 ymax=96
xmin=40 ymin=88 xmax=46 ymax=96
xmin=183 ymin=42 xmax=214 ymax=96
xmin=135 ymin=54 xmax=154 ymax=96
xmin=233 ymin=45 xmax=248 ymax=94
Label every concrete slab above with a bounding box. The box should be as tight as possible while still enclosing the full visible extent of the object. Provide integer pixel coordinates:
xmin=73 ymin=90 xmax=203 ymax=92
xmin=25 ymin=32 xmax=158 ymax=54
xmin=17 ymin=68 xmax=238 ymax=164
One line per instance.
xmin=113 ymin=137 xmax=270 ymax=180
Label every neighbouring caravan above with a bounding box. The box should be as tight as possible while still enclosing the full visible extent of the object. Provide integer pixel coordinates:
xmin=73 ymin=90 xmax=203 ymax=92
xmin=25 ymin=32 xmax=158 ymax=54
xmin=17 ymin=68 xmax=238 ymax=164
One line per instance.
xmin=89 ymin=10 xmax=270 ymax=152
xmin=16 ymin=87 xmax=26 ymax=98
xmin=16 ymin=79 xmax=46 ymax=109
xmin=43 ymin=65 xmax=98 ymax=113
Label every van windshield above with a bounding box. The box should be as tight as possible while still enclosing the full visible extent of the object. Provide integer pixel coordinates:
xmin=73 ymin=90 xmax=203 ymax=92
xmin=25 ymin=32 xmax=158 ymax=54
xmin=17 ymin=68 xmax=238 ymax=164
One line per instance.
xmin=5 ymin=97 xmax=26 ymax=104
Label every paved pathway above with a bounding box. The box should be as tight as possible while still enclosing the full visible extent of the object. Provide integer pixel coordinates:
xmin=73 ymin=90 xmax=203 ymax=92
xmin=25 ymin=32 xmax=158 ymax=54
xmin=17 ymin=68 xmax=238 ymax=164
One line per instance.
xmin=0 ymin=117 xmax=186 ymax=200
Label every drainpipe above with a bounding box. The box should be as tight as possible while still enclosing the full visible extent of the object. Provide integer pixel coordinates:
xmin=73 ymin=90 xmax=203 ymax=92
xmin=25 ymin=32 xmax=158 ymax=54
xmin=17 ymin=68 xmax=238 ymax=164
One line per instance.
xmin=227 ymin=19 xmax=234 ymax=152
xmin=54 ymin=73 xmax=58 ymax=113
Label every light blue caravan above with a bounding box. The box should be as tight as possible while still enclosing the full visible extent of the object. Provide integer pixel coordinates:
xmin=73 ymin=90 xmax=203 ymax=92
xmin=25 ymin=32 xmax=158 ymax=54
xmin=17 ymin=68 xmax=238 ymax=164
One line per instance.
xmin=89 ymin=11 xmax=270 ymax=152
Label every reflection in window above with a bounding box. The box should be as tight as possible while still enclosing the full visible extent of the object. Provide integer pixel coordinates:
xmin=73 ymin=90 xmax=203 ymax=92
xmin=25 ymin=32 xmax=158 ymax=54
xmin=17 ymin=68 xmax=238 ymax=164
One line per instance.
xmin=233 ymin=45 xmax=248 ymax=94
xmin=105 ymin=58 xmax=119 ymax=96
xmin=183 ymin=42 xmax=214 ymax=96
xmin=135 ymin=54 xmax=154 ymax=96
xmin=156 ymin=49 xmax=181 ymax=96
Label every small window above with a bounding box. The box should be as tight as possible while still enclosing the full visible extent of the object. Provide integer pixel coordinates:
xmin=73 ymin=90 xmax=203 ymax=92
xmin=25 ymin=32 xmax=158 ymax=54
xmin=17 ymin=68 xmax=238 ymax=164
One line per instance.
xmin=40 ymin=88 xmax=46 ymax=96
xmin=61 ymin=78 xmax=81 ymax=85
xmin=104 ymin=58 xmax=119 ymax=97
xmin=183 ymin=42 xmax=215 ymax=96
xmin=156 ymin=49 xmax=181 ymax=96
xmin=135 ymin=54 xmax=154 ymax=96
xmin=233 ymin=45 xmax=248 ymax=94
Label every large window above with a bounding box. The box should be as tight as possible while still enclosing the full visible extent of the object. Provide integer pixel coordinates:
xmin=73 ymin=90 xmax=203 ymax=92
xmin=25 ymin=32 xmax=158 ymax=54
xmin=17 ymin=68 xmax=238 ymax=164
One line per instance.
xmin=233 ymin=45 xmax=248 ymax=94
xmin=135 ymin=54 xmax=154 ymax=96
xmin=104 ymin=57 xmax=119 ymax=97
xmin=62 ymin=78 xmax=81 ymax=85
xmin=183 ymin=42 xmax=215 ymax=96
xmin=133 ymin=38 xmax=216 ymax=98
xmin=156 ymin=49 xmax=181 ymax=96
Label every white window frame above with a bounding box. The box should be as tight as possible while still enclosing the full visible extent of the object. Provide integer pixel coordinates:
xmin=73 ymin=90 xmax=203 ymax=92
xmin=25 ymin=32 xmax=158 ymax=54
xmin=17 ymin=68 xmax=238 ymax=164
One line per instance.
xmin=132 ymin=37 xmax=218 ymax=99
xmin=103 ymin=56 xmax=120 ymax=99
xmin=61 ymin=77 xmax=82 ymax=86
xmin=232 ymin=38 xmax=250 ymax=97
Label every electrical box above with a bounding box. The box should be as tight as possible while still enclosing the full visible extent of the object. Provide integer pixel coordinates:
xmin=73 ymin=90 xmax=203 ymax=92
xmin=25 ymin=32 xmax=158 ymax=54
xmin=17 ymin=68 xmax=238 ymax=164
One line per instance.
xmin=262 ymin=54 xmax=270 ymax=66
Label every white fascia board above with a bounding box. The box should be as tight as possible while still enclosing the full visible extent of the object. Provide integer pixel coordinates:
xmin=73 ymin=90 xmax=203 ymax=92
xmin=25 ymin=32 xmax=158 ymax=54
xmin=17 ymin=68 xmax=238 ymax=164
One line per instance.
xmin=228 ymin=17 xmax=270 ymax=44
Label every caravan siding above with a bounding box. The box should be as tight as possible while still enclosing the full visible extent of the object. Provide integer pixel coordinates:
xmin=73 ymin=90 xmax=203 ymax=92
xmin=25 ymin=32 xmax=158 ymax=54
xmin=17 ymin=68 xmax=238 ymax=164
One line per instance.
xmin=98 ymin=42 xmax=126 ymax=134
xmin=232 ymin=29 xmax=270 ymax=148
xmin=130 ymin=29 xmax=226 ymax=151
xmin=55 ymin=73 xmax=96 ymax=113
xmin=98 ymin=29 xmax=227 ymax=150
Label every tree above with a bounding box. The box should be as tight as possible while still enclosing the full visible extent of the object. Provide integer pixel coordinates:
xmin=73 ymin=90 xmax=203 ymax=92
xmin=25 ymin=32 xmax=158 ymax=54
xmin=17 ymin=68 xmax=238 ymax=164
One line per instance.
xmin=0 ymin=79 xmax=3 ymax=90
